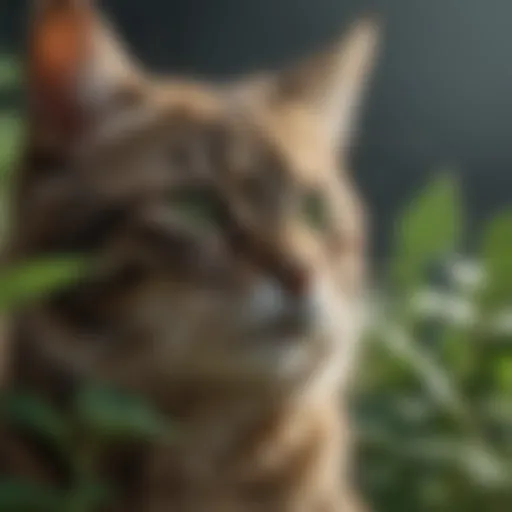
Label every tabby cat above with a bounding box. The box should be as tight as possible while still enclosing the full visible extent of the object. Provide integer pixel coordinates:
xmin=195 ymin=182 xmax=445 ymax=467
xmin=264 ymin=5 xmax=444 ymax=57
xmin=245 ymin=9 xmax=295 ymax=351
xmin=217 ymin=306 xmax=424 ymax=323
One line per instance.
xmin=1 ymin=1 xmax=380 ymax=510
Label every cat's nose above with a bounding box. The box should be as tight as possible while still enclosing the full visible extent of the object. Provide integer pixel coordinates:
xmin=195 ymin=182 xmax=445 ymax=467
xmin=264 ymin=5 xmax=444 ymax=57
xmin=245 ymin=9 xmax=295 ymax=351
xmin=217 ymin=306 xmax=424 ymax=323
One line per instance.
xmin=253 ymin=245 xmax=312 ymax=298
xmin=279 ymin=262 xmax=311 ymax=298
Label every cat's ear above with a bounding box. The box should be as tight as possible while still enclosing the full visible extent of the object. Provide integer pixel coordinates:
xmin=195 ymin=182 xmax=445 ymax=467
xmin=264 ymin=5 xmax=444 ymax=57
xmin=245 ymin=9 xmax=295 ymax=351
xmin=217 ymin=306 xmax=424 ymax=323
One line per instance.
xmin=276 ymin=16 xmax=381 ymax=150
xmin=27 ymin=0 xmax=144 ymax=149
xmin=236 ymin=16 xmax=381 ymax=153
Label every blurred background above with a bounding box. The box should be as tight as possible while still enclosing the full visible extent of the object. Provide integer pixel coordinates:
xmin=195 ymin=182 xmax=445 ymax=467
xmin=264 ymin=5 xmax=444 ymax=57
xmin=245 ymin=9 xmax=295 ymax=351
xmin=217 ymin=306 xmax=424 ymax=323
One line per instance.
xmin=0 ymin=1 xmax=511 ymax=511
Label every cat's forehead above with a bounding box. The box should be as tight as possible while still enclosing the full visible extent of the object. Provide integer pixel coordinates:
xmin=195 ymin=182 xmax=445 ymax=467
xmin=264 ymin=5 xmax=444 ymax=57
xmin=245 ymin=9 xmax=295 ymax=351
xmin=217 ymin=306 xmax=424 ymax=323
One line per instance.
xmin=154 ymin=84 xmax=332 ymax=186
xmin=86 ymin=78 xmax=333 ymax=191
xmin=149 ymin=79 xmax=226 ymax=121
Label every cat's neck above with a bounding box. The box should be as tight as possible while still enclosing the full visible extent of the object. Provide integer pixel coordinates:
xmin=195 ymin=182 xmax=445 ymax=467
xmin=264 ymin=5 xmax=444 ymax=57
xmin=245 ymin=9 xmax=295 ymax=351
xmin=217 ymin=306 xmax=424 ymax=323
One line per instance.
xmin=136 ymin=378 xmax=358 ymax=511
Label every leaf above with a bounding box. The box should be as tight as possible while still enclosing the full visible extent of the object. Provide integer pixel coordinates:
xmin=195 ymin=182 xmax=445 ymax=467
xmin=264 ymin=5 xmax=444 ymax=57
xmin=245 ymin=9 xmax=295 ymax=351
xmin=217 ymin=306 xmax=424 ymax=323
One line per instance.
xmin=494 ymin=356 xmax=512 ymax=391
xmin=0 ymin=480 xmax=66 ymax=512
xmin=390 ymin=173 xmax=462 ymax=291
xmin=480 ymin=210 xmax=512 ymax=307
xmin=0 ymin=112 xmax=22 ymax=239
xmin=403 ymin=439 xmax=510 ymax=488
xmin=75 ymin=385 xmax=170 ymax=442
xmin=440 ymin=325 xmax=475 ymax=382
xmin=0 ymin=56 xmax=21 ymax=90
xmin=379 ymin=323 xmax=471 ymax=424
xmin=0 ymin=393 xmax=71 ymax=449
xmin=0 ymin=256 xmax=90 ymax=311
xmin=66 ymin=480 xmax=111 ymax=512
xmin=0 ymin=114 xmax=22 ymax=178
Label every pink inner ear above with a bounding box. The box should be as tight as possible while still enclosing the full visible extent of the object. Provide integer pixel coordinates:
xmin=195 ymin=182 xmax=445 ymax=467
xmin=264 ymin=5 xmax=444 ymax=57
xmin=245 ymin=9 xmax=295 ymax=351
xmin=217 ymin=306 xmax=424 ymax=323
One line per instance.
xmin=28 ymin=3 xmax=95 ymax=143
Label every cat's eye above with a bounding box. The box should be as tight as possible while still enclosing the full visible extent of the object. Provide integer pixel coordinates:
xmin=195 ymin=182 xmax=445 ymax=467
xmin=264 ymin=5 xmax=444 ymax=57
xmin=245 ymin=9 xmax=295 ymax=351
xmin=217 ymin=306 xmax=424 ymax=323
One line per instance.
xmin=301 ymin=190 xmax=329 ymax=230
xmin=168 ymin=188 xmax=221 ymax=227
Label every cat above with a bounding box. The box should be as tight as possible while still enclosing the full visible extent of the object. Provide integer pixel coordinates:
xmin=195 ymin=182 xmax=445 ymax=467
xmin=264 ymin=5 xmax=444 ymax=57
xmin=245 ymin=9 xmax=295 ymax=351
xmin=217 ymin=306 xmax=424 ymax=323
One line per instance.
xmin=1 ymin=1 xmax=380 ymax=510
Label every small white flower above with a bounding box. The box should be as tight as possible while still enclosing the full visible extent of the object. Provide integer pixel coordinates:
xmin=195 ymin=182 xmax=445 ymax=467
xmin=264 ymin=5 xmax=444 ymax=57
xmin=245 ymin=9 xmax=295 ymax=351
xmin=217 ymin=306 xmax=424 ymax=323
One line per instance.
xmin=443 ymin=296 xmax=477 ymax=327
xmin=448 ymin=257 xmax=487 ymax=293
xmin=490 ymin=308 xmax=512 ymax=336
xmin=411 ymin=288 xmax=447 ymax=318
xmin=412 ymin=287 xmax=477 ymax=327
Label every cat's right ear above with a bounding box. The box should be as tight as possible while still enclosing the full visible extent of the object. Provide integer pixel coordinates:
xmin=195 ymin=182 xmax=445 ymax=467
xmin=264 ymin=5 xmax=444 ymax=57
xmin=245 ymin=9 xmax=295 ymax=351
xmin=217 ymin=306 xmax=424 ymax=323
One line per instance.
xmin=230 ymin=15 xmax=381 ymax=156
xmin=27 ymin=0 xmax=144 ymax=152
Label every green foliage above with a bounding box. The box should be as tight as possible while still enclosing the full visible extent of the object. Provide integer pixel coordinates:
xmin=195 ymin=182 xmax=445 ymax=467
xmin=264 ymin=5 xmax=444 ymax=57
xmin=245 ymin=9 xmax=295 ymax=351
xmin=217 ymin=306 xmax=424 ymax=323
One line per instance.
xmin=0 ymin=386 xmax=171 ymax=512
xmin=0 ymin=479 xmax=110 ymax=512
xmin=75 ymin=384 xmax=171 ymax=442
xmin=357 ymin=173 xmax=512 ymax=512
xmin=390 ymin=173 xmax=462 ymax=291
xmin=0 ymin=114 xmax=22 ymax=178
xmin=0 ymin=54 xmax=23 ymax=180
xmin=0 ymin=257 xmax=91 ymax=311
xmin=0 ymin=393 xmax=71 ymax=451
xmin=481 ymin=210 xmax=512 ymax=307
xmin=0 ymin=55 xmax=21 ymax=90
xmin=0 ymin=480 xmax=67 ymax=512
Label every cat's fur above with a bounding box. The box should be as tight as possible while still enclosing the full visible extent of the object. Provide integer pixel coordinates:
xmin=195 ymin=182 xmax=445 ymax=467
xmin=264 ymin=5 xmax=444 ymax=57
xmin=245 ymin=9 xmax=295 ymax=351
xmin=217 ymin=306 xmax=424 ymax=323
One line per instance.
xmin=1 ymin=1 xmax=380 ymax=510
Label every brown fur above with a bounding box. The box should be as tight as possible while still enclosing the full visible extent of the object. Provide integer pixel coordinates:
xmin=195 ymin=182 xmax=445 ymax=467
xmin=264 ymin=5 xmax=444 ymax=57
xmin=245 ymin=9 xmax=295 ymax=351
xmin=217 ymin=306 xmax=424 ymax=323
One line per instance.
xmin=1 ymin=1 xmax=381 ymax=510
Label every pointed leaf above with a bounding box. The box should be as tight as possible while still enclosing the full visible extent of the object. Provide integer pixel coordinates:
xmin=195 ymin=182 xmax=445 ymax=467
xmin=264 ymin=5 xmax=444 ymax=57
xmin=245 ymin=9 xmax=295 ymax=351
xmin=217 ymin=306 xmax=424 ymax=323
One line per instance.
xmin=0 ymin=480 xmax=66 ymax=512
xmin=0 ymin=256 xmax=90 ymax=311
xmin=480 ymin=210 xmax=512 ymax=307
xmin=390 ymin=174 xmax=462 ymax=290
xmin=75 ymin=385 xmax=170 ymax=442
xmin=0 ymin=393 xmax=70 ymax=449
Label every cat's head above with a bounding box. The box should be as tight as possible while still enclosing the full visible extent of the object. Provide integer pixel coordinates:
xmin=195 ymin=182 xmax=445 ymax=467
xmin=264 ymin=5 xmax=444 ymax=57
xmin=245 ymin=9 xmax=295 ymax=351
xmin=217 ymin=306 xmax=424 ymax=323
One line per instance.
xmin=21 ymin=0 xmax=381 ymax=389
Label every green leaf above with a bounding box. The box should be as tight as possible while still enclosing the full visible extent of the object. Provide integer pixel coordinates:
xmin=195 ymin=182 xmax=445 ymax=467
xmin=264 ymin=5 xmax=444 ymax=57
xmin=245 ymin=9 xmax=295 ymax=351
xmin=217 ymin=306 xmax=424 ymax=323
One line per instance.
xmin=0 ymin=480 xmax=66 ymax=512
xmin=379 ymin=323 xmax=471 ymax=425
xmin=0 ymin=393 xmax=71 ymax=449
xmin=0 ymin=114 xmax=22 ymax=178
xmin=390 ymin=173 xmax=462 ymax=290
xmin=66 ymin=480 xmax=111 ymax=512
xmin=0 ymin=256 xmax=90 ymax=311
xmin=440 ymin=328 xmax=475 ymax=387
xmin=75 ymin=385 xmax=170 ymax=442
xmin=494 ymin=356 xmax=512 ymax=391
xmin=0 ymin=56 xmax=21 ymax=90
xmin=480 ymin=210 xmax=512 ymax=307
